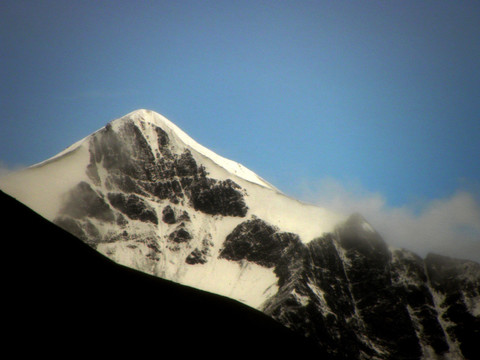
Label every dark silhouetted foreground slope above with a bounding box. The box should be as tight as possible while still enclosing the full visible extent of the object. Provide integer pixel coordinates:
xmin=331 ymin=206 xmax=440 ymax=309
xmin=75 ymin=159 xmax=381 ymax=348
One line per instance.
xmin=1 ymin=190 xmax=321 ymax=358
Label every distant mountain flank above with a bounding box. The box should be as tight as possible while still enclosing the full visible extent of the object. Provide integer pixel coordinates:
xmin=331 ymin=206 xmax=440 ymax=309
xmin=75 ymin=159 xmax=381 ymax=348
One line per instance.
xmin=1 ymin=109 xmax=478 ymax=359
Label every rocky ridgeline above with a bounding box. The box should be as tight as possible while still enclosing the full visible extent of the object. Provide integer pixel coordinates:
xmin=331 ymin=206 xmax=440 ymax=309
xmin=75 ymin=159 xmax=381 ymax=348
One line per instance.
xmin=53 ymin=117 xmax=479 ymax=360
xmin=222 ymin=214 xmax=480 ymax=359
xmin=55 ymin=118 xmax=247 ymax=244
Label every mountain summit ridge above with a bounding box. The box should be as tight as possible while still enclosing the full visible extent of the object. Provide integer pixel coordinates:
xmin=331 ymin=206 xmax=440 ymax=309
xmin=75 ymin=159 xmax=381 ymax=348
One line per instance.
xmin=1 ymin=110 xmax=478 ymax=359
xmin=110 ymin=109 xmax=279 ymax=191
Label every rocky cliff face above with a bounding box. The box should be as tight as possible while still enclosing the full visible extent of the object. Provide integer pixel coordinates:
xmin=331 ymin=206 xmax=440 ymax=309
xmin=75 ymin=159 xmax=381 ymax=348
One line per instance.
xmin=1 ymin=110 xmax=478 ymax=359
xmin=50 ymin=112 xmax=256 ymax=295
xmin=215 ymin=211 xmax=480 ymax=359
xmin=259 ymin=214 xmax=480 ymax=359
xmin=55 ymin=117 xmax=248 ymax=252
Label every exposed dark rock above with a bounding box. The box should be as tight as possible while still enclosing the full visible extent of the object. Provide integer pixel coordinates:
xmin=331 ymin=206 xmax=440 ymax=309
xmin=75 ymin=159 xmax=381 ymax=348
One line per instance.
xmin=260 ymin=214 xmax=478 ymax=359
xmin=162 ymin=205 xmax=176 ymax=224
xmin=162 ymin=205 xmax=191 ymax=225
xmin=170 ymin=196 xmax=181 ymax=205
xmin=190 ymin=178 xmax=248 ymax=217
xmin=336 ymin=212 xmax=389 ymax=260
xmin=115 ymin=213 xmax=128 ymax=226
xmin=176 ymin=149 xmax=197 ymax=177
xmin=106 ymin=173 xmax=146 ymax=194
xmin=335 ymin=215 xmax=422 ymax=359
xmin=305 ymin=235 xmax=356 ymax=317
xmin=92 ymin=121 xmax=157 ymax=182
xmin=107 ymin=193 xmax=158 ymax=224
xmin=186 ymin=248 xmax=207 ymax=264
xmin=168 ymin=227 xmax=192 ymax=244
xmin=144 ymin=239 xmax=162 ymax=261
xmin=54 ymin=216 xmax=101 ymax=248
xmin=219 ymin=218 xmax=299 ymax=267
xmin=78 ymin=120 xmax=249 ymax=218
xmin=146 ymin=252 xmax=160 ymax=261
xmin=425 ymin=254 xmax=480 ymax=359
xmin=426 ymin=253 xmax=480 ymax=296
xmin=180 ymin=176 xmax=193 ymax=189
xmin=147 ymin=180 xmax=184 ymax=201
xmin=155 ymin=126 xmax=169 ymax=148
xmin=263 ymin=234 xmax=376 ymax=360
xmin=60 ymin=181 xmax=115 ymax=223
xmin=391 ymin=250 xmax=450 ymax=355
xmin=186 ymin=236 xmax=213 ymax=265
xmin=178 ymin=210 xmax=191 ymax=222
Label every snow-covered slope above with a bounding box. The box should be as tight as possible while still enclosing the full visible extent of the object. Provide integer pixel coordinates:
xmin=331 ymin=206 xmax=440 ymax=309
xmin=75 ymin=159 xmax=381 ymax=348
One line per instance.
xmin=0 ymin=109 xmax=344 ymax=308
xmin=1 ymin=109 xmax=478 ymax=359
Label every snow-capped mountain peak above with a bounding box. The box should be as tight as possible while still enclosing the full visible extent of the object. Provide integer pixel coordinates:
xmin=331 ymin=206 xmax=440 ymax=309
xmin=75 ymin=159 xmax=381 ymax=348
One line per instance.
xmin=113 ymin=109 xmax=278 ymax=191
xmin=0 ymin=110 xmax=344 ymax=307
xmin=1 ymin=109 xmax=478 ymax=359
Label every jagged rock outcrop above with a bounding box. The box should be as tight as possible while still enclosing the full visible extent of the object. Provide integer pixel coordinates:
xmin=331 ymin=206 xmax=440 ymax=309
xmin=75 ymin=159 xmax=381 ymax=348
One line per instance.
xmin=186 ymin=236 xmax=214 ymax=265
xmin=189 ymin=178 xmax=248 ymax=217
xmin=246 ymin=214 xmax=480 ymax=360
xmin=54 ymin=115 xmax=248 ymax=254
xmin=219 ymin=218 xmax=302 ymax=268
xmin=107 ymin=192 xmax=158 ymax=224
xmin=424 ymin=254 xmax=480 ymax=359
xmin=162 ymin=205 xmax=176 ymax=224
xmin=84 ymin=117 xmax=248 ymax=217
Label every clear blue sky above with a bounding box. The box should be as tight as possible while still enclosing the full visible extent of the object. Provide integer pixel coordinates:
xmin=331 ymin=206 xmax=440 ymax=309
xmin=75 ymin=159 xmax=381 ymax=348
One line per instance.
xmin=1 ymin=0 xmax=480 ymax=209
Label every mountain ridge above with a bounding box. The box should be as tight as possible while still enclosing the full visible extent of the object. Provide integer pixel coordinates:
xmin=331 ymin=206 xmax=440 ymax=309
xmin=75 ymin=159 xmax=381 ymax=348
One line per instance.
xmin=1 ymin=109 xmax=478 ymax=359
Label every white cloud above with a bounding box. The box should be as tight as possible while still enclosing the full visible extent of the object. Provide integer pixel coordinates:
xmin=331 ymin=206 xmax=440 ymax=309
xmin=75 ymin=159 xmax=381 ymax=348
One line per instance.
xmin=298 ymin=177 xmax=480 ymax=263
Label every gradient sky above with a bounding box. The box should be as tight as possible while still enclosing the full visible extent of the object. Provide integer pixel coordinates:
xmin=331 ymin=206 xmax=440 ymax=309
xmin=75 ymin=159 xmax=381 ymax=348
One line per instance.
xmin=1 ymin=1 xmax=480 ymax=259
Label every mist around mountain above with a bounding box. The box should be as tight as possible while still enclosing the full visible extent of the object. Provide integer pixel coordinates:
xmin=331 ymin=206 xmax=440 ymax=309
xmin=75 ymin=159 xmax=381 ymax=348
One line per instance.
xmin=1 ymin=110 xmax=478 ymax=359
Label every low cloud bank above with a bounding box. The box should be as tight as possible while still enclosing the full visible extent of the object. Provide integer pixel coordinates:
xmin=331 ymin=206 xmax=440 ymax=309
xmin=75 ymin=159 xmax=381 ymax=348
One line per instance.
xmin=298 ymin=178 xmax=480 ymax=263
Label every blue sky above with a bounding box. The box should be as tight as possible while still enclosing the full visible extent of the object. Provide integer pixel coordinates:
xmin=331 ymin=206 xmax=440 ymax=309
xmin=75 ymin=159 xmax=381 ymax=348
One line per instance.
xmin=1 ymin=1 xmax=480 ymax=259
